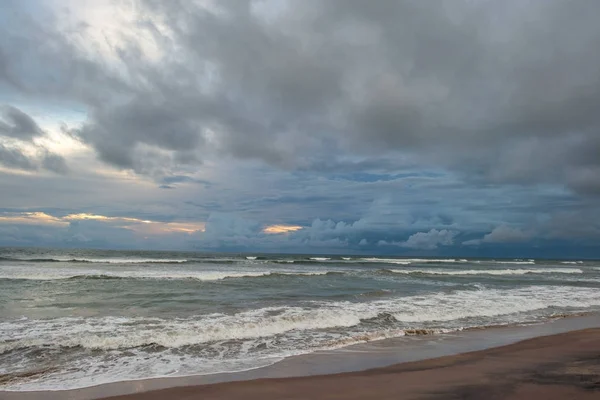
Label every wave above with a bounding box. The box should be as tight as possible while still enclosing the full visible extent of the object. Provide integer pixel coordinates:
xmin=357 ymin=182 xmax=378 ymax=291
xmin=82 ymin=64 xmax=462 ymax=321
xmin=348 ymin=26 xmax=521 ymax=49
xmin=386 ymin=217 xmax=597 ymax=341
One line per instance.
xmin=357 ymin=289 xmax=393 ymax=298
xmin=561 ymin=261 xmax=584 ymax=265
xmin=67 ymin=274 xmax=125 ymax=280
xmin=0 ymin=257 xmax=64 ymax=263
xmin=2 ymin=285 xmax=599 ymax=354
xmin=360 ymin=258 xmax=412 ymax=265
xmin=0 ymin=269 xmax=340 ymax=281
xmin=3 ymin=284 xmax=599 ymax=391
xmin=490 ymin=260 xmax=536 ymax=265
xmin=360 ymin=258 xmax=468 ymax=265
xmin=0 ymin=256 xmax=189 ymax=264
xmin=309 ymin=257 xmax=331 ymax=261
xmin=321 ymin=327 xmax=448 ymax=349
xmin=385 ymin=268 xmax=583 ymax=276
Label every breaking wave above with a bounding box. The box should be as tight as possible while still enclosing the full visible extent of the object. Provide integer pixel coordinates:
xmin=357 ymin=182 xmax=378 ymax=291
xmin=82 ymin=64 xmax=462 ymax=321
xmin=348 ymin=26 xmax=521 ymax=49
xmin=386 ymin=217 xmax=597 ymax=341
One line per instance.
xmin=361 ymin=258 xmax=464 ymax=265
xmin=0 ymin=270 xmax=340 ymax=281
xmin=386 ymin=268 xmax=583 ymax=276
xmin=0 ymin=256 xmax=189 ymax=264
xmin=2 ymin=285 xmax=599 ymax=354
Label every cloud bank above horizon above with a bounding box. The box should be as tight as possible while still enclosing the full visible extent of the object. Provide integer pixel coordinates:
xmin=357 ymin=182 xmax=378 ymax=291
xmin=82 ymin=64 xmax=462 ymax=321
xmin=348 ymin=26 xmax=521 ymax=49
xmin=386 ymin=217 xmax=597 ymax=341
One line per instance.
xmin=1 ymin=0 xmax=599 ymax=256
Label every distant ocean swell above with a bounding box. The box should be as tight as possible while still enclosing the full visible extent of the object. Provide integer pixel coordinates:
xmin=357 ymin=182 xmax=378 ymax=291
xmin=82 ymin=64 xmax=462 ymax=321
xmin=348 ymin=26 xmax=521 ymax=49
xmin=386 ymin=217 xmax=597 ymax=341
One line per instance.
xmin=0 ymin=255 xmax=565 ymax=265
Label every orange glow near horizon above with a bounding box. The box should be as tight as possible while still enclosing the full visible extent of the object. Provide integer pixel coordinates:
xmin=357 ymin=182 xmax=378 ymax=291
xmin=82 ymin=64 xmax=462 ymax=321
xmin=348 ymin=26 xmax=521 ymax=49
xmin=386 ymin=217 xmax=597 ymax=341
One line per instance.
xmin=263 ymin=224 xmax=303 ymax=234
xmin=127 ymin=221 xmax=206 ymax=235
xmin=64 ymin=213 xmax=154 ymax=224
xmin=0 ymin=211 xmax=205 ymax=235
xmin=0 ymin=212 xmax=68 ymax=227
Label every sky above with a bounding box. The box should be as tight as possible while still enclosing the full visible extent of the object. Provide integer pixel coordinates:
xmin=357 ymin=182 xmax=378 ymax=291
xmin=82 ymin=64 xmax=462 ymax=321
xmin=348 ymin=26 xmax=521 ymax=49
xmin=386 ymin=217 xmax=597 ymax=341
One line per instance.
xmin=0 ymin=0 xmax=599 ymax=257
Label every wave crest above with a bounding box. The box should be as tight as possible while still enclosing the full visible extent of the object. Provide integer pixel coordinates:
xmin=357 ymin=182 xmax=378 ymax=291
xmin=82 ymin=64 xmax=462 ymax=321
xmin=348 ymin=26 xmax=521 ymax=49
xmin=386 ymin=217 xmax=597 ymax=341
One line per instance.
xmin=385 ymin=268 xmax=583 ymax=276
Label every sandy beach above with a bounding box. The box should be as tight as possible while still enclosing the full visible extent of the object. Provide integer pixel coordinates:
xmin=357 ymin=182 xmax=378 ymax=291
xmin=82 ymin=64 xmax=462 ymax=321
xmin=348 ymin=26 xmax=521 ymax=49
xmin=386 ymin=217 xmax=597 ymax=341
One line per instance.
xmin=99 ymin=328 xmax=600 ymax=400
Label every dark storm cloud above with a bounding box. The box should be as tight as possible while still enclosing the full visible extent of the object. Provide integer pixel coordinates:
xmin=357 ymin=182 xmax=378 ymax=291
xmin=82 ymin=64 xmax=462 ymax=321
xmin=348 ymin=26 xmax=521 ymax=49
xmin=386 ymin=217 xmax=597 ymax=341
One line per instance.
xmin=3 ymin=0 xmax=599 ymax=193
xmin=99 ymin=1 xmax=600 ymax=193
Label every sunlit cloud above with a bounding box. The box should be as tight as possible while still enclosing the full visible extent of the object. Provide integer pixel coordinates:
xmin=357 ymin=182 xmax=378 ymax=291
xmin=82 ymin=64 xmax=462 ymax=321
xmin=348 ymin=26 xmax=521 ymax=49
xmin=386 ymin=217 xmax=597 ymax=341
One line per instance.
xmin=0 ymin=211 xmax=205 ymax=235
xmin=0 ymin=212 xmax=69 ymax=227
xmin=263 ymin=224 xmax=304 ymax=234
xmin=64 ymin=213 xmax=153 ymax=224
xmin=126 ymin=221 xmax=206 ymax=235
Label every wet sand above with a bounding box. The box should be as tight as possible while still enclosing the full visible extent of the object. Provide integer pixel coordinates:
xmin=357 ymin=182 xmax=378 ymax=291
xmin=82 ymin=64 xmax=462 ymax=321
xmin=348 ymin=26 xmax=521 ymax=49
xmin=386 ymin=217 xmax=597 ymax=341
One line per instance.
xmin=102 ymin=327 xmax=600 ymax=400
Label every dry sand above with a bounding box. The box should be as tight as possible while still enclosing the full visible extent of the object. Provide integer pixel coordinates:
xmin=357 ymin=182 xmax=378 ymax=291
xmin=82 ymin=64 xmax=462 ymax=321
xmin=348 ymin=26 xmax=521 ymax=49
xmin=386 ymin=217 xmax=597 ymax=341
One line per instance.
xmin=102 ymin=328 xmax=600 ymax=400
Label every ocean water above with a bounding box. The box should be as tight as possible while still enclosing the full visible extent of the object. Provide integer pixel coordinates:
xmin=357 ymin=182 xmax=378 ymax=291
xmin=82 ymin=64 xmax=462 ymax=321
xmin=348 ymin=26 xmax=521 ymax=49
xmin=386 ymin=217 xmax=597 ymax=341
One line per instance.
xmin=1 ymin=248 xmax=599 ymax=390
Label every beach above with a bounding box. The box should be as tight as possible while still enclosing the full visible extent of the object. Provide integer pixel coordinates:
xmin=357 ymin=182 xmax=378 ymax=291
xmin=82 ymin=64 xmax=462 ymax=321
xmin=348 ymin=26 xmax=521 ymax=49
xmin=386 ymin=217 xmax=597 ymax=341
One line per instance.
xmin=102 ymin=328 xmax=600 ymax=400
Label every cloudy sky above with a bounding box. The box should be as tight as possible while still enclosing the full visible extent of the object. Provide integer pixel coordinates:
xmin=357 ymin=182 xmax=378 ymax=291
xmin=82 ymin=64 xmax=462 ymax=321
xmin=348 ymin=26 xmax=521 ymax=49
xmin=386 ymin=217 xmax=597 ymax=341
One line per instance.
xmin=1 ymin=0 xmax=599 ymax=257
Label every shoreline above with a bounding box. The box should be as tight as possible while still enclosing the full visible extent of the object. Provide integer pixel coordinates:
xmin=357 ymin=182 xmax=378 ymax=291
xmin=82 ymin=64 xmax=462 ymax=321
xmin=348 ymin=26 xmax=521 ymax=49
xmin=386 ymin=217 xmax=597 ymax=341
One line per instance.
xmin=107 ymin=326 xmax=600 ymax=400
xmin=2 ymin=313 xmax=599 ymax=400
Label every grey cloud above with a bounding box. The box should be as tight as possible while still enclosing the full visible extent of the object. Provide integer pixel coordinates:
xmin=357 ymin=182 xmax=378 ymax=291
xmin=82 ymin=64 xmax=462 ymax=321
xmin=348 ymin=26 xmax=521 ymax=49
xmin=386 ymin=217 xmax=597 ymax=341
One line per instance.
xmin=0 ymin=105 xmax=68 ymax=173
xmin=77 ymin=98 xmax=205 ymax=172
xmin=0 ymin=143 xmax=37 ymax=170
xmin=3 ymin=0 xmax=600 ymax=193
xmin=380 ymin=229 xmax=458 ymax=250
xmin=0 ymin=144 xmax=68 ymax=173
xmin=42 ymin=152 xmax=69 ymax=174
xmin=126 ymin=2 xmax=600 ymax=192
xmin=0 ymin=2 xmax=128 ymax=106
xmin=482 ymin=226 xmax=533 ymax=244
xmin=463 ymin=226 xmax=533 ymax=246
xmin=162 ymin=175 xmax=211 ymax=186
xmin=541 ymin=210 xmax=600 ymax=241
xmin=0 ymin=105 xmax=43 ymax=139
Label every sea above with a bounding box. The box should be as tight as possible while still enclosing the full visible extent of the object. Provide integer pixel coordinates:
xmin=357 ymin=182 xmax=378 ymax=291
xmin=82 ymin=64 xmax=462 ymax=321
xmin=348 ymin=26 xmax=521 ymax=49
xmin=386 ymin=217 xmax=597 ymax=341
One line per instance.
xmin=1 ymin=247 xmax=599 ymax=391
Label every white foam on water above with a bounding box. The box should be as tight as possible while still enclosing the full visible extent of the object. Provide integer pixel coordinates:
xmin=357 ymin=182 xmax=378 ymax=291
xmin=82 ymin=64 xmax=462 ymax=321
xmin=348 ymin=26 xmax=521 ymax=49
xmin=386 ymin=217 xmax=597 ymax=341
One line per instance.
xmin=2 ymin=285 xmax=599 ymax=352
xmin=561 ymin=261 xmax=584 ymax=264
xmin=388 ymin=268 xmax=583 ymax=276
xmin=5 ymin=257 xmax=189 ymax=264
xmin=361 ymin=258 xmax=412 ymax=265
xmin=309 ymin=257 xmax=331 ymax=261
xmin=361 ymin=258 xmax=468 ymax=265
xmin=0 ymin=264 xmax=335 ymax=281
xmin=1 ymin=347 xmax=286 ymax=391
xmin=403 ymin=259 xmax=468 ymax=263
xmin=492 ymin=260 xmax=536 ymax=265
